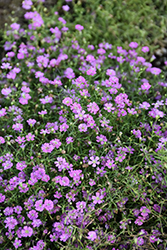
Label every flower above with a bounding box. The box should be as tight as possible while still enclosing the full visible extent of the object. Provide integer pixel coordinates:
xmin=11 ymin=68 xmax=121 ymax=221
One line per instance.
xmin=92 ymin=192 xmax=104 ymax=204
xmin=27 ymin=119 xmax=36 ymax=127
xmin=13 ymin=239 xmax=22 ymax=249
xmin=75 ymin=24 xmax=84 ymax=31
xmin=66 ymin=137 xmax=74 ymax=144
xmin=41 ymin=143 xmax=54 ymax=153
xmin=59 ymin=176 xmax=70 ymax=186
xmin=87 ymin=231 xmax=97 ymax=241
xmin=1 ymin=88 xmax=12 ymax=96
xmin=136 ymin=237 xmax=144 ymax=246
xmin=43 ymin=199 xmax=54 ymax=211
xmin=0 ymin=136 xmax=5 ymax=144
xmin=4 ymin=216 xmax=18 ymax=230
xmin=21 ymin=226 xmax=33 ymax=237
xmin=0 ymin=193 xmax=5 ymax=203
xmin=87 ymin=102 xmax=99 ymax=114
xmin=62 ymin=5 xmax=70 ymax=11
xmin=22 ymin=0 xmax=33 ymax=10
xmin=62 ymin=97 xmax=73 ymax=106
xmin=35 ymin=200 xmax=44 ymax=212
xmin=78 ymin=123 xmax=88 ymax=132
xmin=149 ymin=67 xmax=161 ymax=75
xmin=129 ymin=42 xmax=138 ymax=48
xmin=27 ymin=210 xmax=38 ymax=220
xmin=26 ymin=133 xmax=35 ymax=141
xmin=88 ymin=156 xmax=100 ymax=167
xmin=141 ymin=46 xmax=149 ymax=53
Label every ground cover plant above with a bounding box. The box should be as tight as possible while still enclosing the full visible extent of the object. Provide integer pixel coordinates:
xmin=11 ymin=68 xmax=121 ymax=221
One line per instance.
xmin=0 ymin=0 xmax=167 ymax=249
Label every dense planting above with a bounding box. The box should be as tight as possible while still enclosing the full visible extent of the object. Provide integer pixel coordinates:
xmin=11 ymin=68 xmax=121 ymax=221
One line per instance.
xmin=0 ymin=0 xmax=167 ymax=249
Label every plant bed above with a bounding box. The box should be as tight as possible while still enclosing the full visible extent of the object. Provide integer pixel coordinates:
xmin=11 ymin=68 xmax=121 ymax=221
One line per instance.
xmin=0 ymin=1 xmax=167 ymax=250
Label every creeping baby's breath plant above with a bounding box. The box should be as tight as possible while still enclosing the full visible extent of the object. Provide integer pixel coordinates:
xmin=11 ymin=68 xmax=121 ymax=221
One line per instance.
xmin=0 ymin=1 xmax=167 ymax=250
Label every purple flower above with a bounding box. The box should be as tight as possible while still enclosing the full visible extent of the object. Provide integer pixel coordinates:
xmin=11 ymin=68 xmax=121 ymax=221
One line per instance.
xmin=62 ymin=97 xmax=73 ymax=106
xmin=150 ymin=235 xmax=158 ymax=243
xmin=141 ymin=46 xmax=149 ymax=53
xmin=86 ymin=67 xmax=96 ymax=76
xmin=59 ymin=123 xmax=69 ymax=132
xmin=76 ymin=201 xmax=86 ymax=212
xmin=16 ymin=161 xmax=27 ymax=171
xmin=43 ymin=199 xmax=54 ymax=211
xmin=62 ymin=5 xmax=70 ymax=11
xmin=0 ymin=193 xmax=5 ymax=202
xmin=1 ymin=88 xmax=12 ymax=96
xmin=14 ymin=206 xmax=22 ymax=214
xmin=0 ymin=108 xmax=7 ymax=117
xmin=0 ymin=136 xmax=5 ymax=144
xmin=129 ymin=42 xmax=138 ymax=48
xmin=22 ymin=0 xmax=33 ymax=10
xmin=50 ymin=138 xmax=61 ymax=149
xmin=92 ymin=192 xmax=104 ymax=204
xmin=4 ymin=207 xmax=13 ymax=216
xmin=13 ymin=239 xmax=22 ymax=248
xmin=27 ymin=210 xmax=38 ymax=220
xmin=149 ymin=67 xmax=161 ymax=75
xmin=134 ymin=216 xmax=145 ymax=226
xmin=31 ymin=219 xmax=42 ymax=228
xmin=88 ymin=156 xmax=100 ymax=167
xmin=12 ymin=123 xmax=23 ymax=132
xmin=89 ymin=179 xmax=96 ymax=186
xmin=87 ymin=102 xmax=99 ymax=114
xmin=87 ymin=231 xmax=97 ymax=241
xmin=26 ymin=133 xmax=35 ymax=141
xmin=153 ymin=204 xmax=161 ymax=213
xmin=78 ymin=123 xmax=88 ymax=132
xmin=21 ymin=226 xmax=33 ymax=237
xmin=66 ymin=137 xmax=74 ymax=144
xmin=140 ymin=206 xmax=150 ymax=217
xmin=96 ymin=134 xmax=107 ymax=145
xmin=141 ymin=82 xmax=151 ymax=91
xmin=35 ymin=200 xmax=44 ymax=212
xmin=41 ymin=143 xmax=54 ymax=153
xmin=75 ymin=24 xmax=84 ymax=31
xmin=132 ymin=129 xmax=142 ymax=139
xmin=136 ymin=237 xmax=144 ymax=246
xmin=64 ymin=67 xmax=75 ymax=79
xmin=27 ymin=119 xmax=36 ymax=127
xmin=59 ymin=176 xmax=70 ymax=186
xmin=4 ymin=216 xmax=18 ymax=230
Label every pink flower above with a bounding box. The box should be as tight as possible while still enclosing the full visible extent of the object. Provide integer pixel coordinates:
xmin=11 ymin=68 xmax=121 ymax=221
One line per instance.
xmin=0 ymin=136 xmax=5 ymax=144
xmin=62 ymin=97 xmax=73 ymax=106
xmin=87 ymin=231 xmax=97 ymax=241
xmin=62 ymin=5 xmax=70 ymax=11
xmin=41 ymin=143 xmax=54 ymax=153
xmin=141 ymin=46 xmax=149 ymax=53
xmin=21 ymin=226 xmax=33 ymax=237
xmin=26 ymin=133 xmax=35 ymax=141
xmin=43 ymin=199 xmax=54 ymax=211
xmin=0 ymin=108 xmax=7 ymax=117
xmin=149 ymin=67 xmax=161 ymax=75
xmin=141 ymin=82 xmax=151 ymax=91
xmin=87 ymin=102 xmax=99 ymax=114
xmin=75 ymin=24 xmax=84 ymax=31
xmin=59 ymin=176 xmax=70 ymax=186
xmin=59 ymin=123 xmax=69 ymax=132
xmin=1 ymin=88 xmax=12 ymax=96
xmin=50 ymin=138 xmax=61 ymax=149
xmin=86 ymin=67 xmax=96 ymax=76
xmin=129 ymin=42 xmax=138 ymax=48
xmin=35 ymin=200 xmax=44 ymax=212
xmin=78 ymin=123 xmax=88 ymax=132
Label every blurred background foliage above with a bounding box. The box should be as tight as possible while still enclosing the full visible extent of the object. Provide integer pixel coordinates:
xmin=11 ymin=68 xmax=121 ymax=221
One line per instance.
xmin=0 ymin=0 xmax=167 ymax=61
